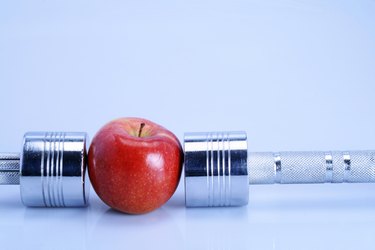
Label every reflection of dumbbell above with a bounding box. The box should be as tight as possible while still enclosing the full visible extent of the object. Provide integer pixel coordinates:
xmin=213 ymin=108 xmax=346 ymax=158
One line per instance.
xmin=0 ymin=132 xmax=89 ymax=207
xmin=184 ymin=131 xmax=375 ymax=207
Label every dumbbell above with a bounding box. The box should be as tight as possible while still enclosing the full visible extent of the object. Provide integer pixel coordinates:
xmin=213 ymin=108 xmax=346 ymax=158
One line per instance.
xmin=184 ymin=131 xmax=375 ymax=207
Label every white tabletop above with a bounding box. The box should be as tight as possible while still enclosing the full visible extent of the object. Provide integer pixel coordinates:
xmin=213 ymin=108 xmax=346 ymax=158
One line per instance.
xmin=1 ymin=0 xmax=375 ymax=249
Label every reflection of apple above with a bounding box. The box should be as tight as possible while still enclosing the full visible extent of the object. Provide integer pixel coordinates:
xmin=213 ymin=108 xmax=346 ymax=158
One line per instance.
xmin=88 ymin=117 xmax=183 ymax=214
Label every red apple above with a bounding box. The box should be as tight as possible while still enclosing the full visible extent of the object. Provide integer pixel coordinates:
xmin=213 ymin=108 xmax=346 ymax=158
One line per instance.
xmin=88 ymin=117 xmax=183 ymax=214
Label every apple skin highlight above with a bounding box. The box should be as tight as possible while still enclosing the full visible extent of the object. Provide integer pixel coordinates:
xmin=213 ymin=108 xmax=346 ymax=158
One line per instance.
xmin=88 ymin=117 xmax=183 ymax=214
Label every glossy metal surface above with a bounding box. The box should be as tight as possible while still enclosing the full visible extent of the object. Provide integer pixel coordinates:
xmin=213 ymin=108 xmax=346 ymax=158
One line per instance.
xmin=0 ymin=132 xmax=89 ymax=207
xmin=184 ymin=131 xmax=249 ymax=207
xmin=20 ymin=132 xmax=89 ymax=207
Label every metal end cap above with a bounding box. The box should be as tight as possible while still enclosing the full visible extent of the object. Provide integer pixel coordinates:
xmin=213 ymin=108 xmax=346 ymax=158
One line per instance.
xmin=184 ymin=131 xmax=248 ymax=207
xmin=20 ymin=132 xmax=89 ymax=207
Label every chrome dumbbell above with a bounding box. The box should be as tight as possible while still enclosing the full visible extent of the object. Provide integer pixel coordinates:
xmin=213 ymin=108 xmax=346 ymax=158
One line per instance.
xmin=0 ymin=132 xmax=89 ymax=207
xmin=184 ymin=131 xmax=375 ymax=207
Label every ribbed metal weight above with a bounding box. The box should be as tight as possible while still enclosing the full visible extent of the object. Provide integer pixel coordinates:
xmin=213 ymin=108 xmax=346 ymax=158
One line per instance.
xmin=184 ymin=132 xmax=249 ymax=207
xmin=0 ymin=132 xmax=89 ymax=207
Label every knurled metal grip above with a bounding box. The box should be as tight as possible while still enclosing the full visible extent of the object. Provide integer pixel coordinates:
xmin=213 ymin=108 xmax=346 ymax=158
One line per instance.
xmin=0 ymin=132 xmax=89 ymax=207
xmin=184 ymin=131 xmax=375 ymax=207
xmin=248 ymin=151 xmax=375 ymax=184
xmin=0 ymin=153 xmax=20 ymax=185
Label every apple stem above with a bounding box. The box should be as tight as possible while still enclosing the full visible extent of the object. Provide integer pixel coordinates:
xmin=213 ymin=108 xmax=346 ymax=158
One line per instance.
xmin=138 ymin=123 xmax=145 ymax=137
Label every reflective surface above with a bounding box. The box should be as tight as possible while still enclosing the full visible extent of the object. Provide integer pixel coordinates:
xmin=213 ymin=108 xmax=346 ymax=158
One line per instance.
xmin=1 ymin=183 xmax=375 ymax=249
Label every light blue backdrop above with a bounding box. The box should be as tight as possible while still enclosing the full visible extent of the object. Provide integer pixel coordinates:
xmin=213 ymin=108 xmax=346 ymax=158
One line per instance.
xmin=1 ymin=0 xmax=375 ymax=249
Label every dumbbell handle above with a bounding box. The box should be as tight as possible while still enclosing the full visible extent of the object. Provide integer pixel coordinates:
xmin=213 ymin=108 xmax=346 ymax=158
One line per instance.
xmin=249 ymin=151 xmax=375 ymax=184
xmin=0 ymin=153 xmax=20 ymax=185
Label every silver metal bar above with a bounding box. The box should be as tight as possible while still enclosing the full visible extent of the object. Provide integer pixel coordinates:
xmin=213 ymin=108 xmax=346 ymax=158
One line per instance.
xmin=248 ymin=151 xmax=375 ymax=184
xmin=0 ymin=153 xmax=20 ymax=185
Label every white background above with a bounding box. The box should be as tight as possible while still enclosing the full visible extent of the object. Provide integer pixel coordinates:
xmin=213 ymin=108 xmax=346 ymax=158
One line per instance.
xmin=1 ymin=0 xmax=375 ymax=249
